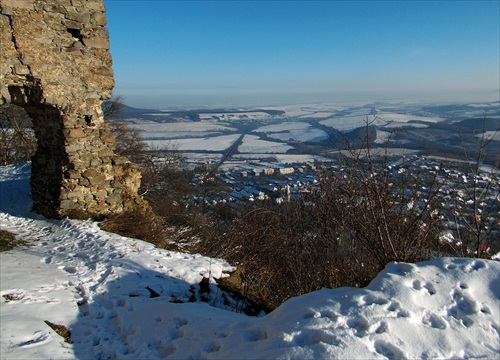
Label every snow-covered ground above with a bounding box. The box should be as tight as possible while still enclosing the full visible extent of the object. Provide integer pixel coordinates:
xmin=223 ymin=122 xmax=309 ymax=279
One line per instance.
xmin=320 ymin=115 xmax=388 ymax=132
xmin=376 ymin=112 xmax=445 ymax=123
xmin=320 ymin=111 xmax=445 ymax=132
xmin=145 ymin=134 xmax=242 ymax=152
xmin=1 ymin=163 xmax=499 ymax=359
xmin=254 ymin=122 xmax=329 ymax=143
xmin=238 ymin=135 xmax=293 ymax=154
xmin=126 ymin=119 xmax=236 ymax=141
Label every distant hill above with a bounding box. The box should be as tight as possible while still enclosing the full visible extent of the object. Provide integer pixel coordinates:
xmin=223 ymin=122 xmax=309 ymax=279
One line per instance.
xmin=117 ymin=104 xmax=158 ymax=119
xmin=112 ymin=104 xmax=286 ymax=123
xmin=456 ymin=117 xmax=500 ymax=131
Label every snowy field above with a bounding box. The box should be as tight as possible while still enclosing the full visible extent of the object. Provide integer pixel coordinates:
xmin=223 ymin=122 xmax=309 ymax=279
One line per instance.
xmin=123 ymin=119 xmax=242 ymax=153
xmin=254 ymin=122 xmax=329 ymax=143
xmin=270 ymin=104 xmax=341 ymax=118
xmin=477 ymin=131 xmax=500 ymax=142
xmin=144 ymin=134 xmax=241 ymax=152
xmin=0 ymin=163 xmax=499 ymax=359
xmin=320 ymin=111 xmax=446 ymax=132
xmin=320 ymin=115 xmax=388 ymax=132
xmin=128 ymin=120 xmax=236 ymax=140
xmin=238 ymin=135 xmax=293 ymax=154
xmin=376 ymin=112 xmax=444 ymax=123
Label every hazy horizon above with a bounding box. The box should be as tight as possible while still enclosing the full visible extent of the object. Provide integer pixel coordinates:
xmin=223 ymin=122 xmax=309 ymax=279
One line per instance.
xmin=105 ymin=1 xmax=499 ymax=109
xmin=114 ymin=87 xmax=500 ymax=110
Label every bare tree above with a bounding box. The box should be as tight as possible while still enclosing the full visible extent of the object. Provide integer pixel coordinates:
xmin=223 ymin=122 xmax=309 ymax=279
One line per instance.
xmin=324 ymin=119 xmax=446 ymax=265
xmin=102 ymin=95 xmax=124 ymax=120
xmin=102 ymin=95 xmax=148 ymax=163
xmin=450 ymin=116 xmax=500 ymax=257
xmin=0 ymin=104 xmax=37 ymax=165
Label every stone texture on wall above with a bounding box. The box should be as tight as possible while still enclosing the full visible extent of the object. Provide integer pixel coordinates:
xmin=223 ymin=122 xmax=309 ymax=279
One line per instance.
xmin=0 ymin=0 xmax=148 ymax=218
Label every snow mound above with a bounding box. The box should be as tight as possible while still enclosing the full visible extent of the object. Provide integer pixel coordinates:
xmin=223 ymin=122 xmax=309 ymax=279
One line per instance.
xmin=1 ymin=163 xmax=499 ymax=359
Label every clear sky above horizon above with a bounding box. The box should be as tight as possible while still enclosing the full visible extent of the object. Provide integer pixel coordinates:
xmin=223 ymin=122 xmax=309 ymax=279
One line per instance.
xmin=104 ymin=0 xmax=500 ymax=109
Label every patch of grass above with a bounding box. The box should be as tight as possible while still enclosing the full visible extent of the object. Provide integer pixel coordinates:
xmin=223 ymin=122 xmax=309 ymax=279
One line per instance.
xmin=0 ymin=230 xmax=27 ymax=252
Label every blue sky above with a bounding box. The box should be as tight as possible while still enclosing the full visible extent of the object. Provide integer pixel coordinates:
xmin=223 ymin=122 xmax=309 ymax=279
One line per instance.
xmin=104 ymin=1 xmax=499 ymax=108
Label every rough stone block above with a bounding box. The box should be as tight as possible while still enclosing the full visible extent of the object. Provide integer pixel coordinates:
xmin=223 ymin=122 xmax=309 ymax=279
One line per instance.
xmin=95 ymin=189 xmax=107 ymax=199
xmin=91 ymin=11 xmax=107 ymax=26
xmin=64 ymin=19 xmax=83 ymax=30
xmin=82 ymin=35 xmax=109 ymax=49
xmin=65 ymin=11 xmax=90 ymax=24
xmin=65 ymin=169 xmax=81 ymax=179
xmin=86 ymin=1 xmax=106 ymax=11
xmin=60 ymin=199 xmax=79 ymax=210
xmin=68 ymin=128 xmax=86 ymax=137
xmin=43 ymin=4 xmax=67 ymax=13
xmin=112 ymin=156 xmax=128 ymax=165
xmin=1 ymin=0 xmax=34 ymax=10
xmin=13 ymin=64 xmax=29 ymax=75
xmin=67 ymin=188 xmax=85 ymax=200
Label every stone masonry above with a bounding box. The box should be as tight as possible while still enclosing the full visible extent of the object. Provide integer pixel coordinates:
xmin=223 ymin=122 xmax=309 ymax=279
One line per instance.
xmin=0 ymin=0 xmax=148 ymax=219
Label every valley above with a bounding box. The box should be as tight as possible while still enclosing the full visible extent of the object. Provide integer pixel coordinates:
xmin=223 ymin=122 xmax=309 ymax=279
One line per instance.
xmin=117 ymin=100 xmax=499 ymax=171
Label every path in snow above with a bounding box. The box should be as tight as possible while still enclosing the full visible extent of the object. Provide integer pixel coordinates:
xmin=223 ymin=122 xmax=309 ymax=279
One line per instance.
xmin=1 ymin=163 xmax=499 ymax=359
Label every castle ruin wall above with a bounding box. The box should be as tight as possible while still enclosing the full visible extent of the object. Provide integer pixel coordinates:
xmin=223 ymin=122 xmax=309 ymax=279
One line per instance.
xmin=0 ymin=0 xmax=148 ymax=218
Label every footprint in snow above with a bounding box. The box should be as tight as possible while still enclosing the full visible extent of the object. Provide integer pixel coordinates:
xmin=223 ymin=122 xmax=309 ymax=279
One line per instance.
xmin=173 ymin=317 xmax=189 ymax=328
xmin=411 ymin=279 xmax=436 ymax=295
xmin=244 ymin=327 xmax=268 ymax=342
xmin=320 ymin=309 xmax=340 ymax=322
xmin=447 ymin=289 xmax=479 ymax=328
xmin=60 ymin=265 xmax=77 ymax=274
xmin=360 ymin=293 xmax=389 ymax=306
xmin=421 ymin=312 xmax=448 ymax=330
xmin=203 ymin=340 xmax=222 ymax=353
xmin=445 ymin=263 xmax=458 ymax=270
xmin=390 ymin=262 xmax=415 ymax=275
xmin=375 ymin=321 xmax=389 ymax=334
xmin=291 ymin=328 xmax=341 ymax=347
xmin=386 ymin=301 xmax=400 ymax=312
xmin=374 ymin=340 xmax=407 ymax=360
xmin=347 ymin=316 xmax=370 ymax=337
xmin=464 ymin=260 xmax=486 ymax=272
xmin=167 ymin=328 xmax=184 ymax=341
xmin=166 ymin=317 xmax=189 ymax=341
xmin=386 ymin=301 xmax=411 ymax=318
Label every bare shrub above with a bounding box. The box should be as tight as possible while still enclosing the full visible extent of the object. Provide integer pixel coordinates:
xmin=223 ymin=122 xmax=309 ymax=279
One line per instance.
xmin=198 ymin=121 xmax=449 ymax=310
xmin=139 ymin=143 xmax=191 ymax=201
xmin=99 ymin=208 xmax=168 ymax=245
xmin=325 ymin=128 xmax=446 ymax=266
xmin=108 ymin=120 xmax=147 ymax=164
xmin=448 ymin=117 xmax=499 ymax=257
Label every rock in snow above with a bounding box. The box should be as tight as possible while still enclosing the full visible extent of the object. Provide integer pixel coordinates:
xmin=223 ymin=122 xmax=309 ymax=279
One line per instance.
xmin=1 ymin=163 xmax=499 ymax=359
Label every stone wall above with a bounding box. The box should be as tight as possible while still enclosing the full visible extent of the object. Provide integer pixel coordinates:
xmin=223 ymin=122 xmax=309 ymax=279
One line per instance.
xmin=0 ymin=0 xmax=148 ymax=218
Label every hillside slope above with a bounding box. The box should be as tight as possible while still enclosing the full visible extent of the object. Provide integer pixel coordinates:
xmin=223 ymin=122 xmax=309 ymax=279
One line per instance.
xmin=1 ymin=163 xmax=499 ymax=359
